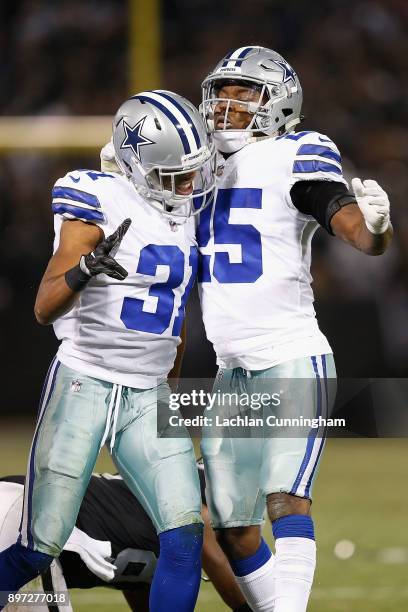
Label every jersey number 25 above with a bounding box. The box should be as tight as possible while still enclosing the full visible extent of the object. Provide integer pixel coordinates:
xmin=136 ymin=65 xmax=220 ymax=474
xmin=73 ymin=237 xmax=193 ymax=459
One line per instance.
xmin=198 ymin=188 xmax=263 ymax=283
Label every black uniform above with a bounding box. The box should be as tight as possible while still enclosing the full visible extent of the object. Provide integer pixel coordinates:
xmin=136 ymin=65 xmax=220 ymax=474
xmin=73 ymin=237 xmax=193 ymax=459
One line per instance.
xmin=1 ymin=467 xmax=207 ymax=590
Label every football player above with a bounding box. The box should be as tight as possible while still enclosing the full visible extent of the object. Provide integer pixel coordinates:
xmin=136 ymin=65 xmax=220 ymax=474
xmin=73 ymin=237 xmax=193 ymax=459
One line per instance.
xmin=0 ymin=91 xmax=216 ymax=612
xmin=198 ymin=46 xmax=392 ymax=612
xmin=0 ymin=467 xmax=251 ymax=612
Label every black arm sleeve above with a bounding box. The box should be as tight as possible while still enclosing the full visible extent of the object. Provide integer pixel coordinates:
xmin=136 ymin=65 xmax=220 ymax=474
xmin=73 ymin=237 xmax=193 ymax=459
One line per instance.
xmin=290 ymin=180 xmax=356 ymax=235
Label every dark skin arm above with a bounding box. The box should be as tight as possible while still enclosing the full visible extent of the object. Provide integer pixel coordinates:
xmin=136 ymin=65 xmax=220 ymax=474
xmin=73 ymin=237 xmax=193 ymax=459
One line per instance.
xmin=213 ymin=83 xmax=393 ymax=256
xmin=120 ymin=505 xmax=247 ymax=611
xmin=201 ymin=505 xmax=247 ymax=610
xmin=34 ymin=219 xmax=103 ymax=325
xmin=168 ymin=319 xmax=187 ymax=390
xmin=330 ymin=203 xmax=392 ymax=256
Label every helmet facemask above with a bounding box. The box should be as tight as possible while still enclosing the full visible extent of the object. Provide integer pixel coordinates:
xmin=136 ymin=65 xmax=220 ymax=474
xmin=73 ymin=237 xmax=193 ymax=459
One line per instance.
xmin=119 ymin=145 xmax=217 ymax=222
xmin=200 ymin=53 xmax=302 ymax=154
xmin=112 ymin=90 xmax=219 ymax=222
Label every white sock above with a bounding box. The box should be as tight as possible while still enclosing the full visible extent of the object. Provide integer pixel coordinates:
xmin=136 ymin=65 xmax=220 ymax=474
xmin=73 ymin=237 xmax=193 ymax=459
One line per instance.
xmin=235 ymin=553 xmax=276 ymax=612
xmin=273 ymin=537 xmax=316 ymax=612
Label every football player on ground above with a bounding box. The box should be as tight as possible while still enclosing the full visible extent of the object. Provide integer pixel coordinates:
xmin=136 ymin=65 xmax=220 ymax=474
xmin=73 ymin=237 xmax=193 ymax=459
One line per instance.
xmin=198 ymin=46 xmax=392 ymax=612
xmin=0 ymin=91 xmax=216 ymax=612
xmin=0 ymin=467 xmax=251 ymax=612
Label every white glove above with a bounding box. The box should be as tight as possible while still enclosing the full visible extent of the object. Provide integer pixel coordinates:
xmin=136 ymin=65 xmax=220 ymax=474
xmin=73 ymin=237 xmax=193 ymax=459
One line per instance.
xmin=100 ymin=139 xmax=122 ymax=174
xmin=64 ymin=526 xmax=117 ymax=582
xmin=351 ymin=178 xmax=390 ymax=234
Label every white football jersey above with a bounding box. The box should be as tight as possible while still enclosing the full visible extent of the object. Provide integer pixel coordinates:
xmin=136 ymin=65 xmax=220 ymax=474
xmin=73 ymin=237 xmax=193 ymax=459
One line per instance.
xmin=51 ymin=169 xmax=197 ymax=388
xmin=198 ymin=131 xmax=348 ymax=369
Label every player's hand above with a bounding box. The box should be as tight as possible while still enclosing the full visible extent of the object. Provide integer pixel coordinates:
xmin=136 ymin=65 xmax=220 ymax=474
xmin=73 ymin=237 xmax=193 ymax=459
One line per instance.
xmin=80 ymin=218 xmax=131 ymax=280
xmin=100 ymin=139 xmax=121 ymax=174
xmin=351 ymin=178 xmax=390 ymax=235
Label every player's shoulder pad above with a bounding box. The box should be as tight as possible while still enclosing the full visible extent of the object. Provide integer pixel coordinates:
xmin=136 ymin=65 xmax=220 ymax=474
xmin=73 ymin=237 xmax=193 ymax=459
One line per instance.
xmin=52 ymin=169 xmax=119 ymax=224
xmin=278 ymin=131 xmax=343 ymax=181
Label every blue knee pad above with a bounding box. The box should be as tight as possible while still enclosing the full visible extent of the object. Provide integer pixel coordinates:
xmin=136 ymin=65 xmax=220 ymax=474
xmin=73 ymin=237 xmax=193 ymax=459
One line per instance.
xmin=0 ymin=542 xmax=53 ymax=597
xmin=150 ymin=523 xmax=203 ymax=612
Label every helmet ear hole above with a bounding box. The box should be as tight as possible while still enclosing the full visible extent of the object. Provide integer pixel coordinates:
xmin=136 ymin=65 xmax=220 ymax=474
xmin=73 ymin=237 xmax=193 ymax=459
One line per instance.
xmin=282 ymin=108 xmax=293 ymax=117
xmin=147 ymin=169 xmax=160 ymax=189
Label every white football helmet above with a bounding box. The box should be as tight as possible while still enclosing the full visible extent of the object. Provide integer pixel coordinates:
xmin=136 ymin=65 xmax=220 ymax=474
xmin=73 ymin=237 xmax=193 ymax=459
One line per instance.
xmin=201 ymin=46 xmax=303 ymax=153
xmin=113 ymin=90 xmax=217 ymax=220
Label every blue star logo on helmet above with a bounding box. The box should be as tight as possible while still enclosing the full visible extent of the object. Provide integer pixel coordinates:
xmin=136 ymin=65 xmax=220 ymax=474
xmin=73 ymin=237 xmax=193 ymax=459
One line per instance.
xmin=272 ymin=60 xmax=297 ymax=86
xmin=120 ymin=116 xmax=155 ymax=162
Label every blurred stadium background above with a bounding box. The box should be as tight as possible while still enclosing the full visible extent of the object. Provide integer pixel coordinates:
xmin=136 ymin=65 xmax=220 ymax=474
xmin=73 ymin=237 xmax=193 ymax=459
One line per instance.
xmin=0 ymin=0 xmax=407 ymax=610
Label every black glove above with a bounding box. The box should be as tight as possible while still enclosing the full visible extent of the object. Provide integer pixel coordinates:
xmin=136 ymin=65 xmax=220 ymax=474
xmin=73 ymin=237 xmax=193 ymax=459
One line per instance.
xmin=233 ymin=604 xmax=253 ymax=612
xmin=65 ymin=218 xmax=131 ymax=291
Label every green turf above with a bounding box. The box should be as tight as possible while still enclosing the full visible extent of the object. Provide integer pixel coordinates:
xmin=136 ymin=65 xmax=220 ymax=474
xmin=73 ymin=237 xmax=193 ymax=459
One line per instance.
xmin=1 ymin=421 xmax=407 ymax=611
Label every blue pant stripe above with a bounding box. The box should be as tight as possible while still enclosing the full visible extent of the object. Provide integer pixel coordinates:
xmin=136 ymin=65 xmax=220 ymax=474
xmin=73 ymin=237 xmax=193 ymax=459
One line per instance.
xmin=305 ymin=356 xmax=326 ymax=498
xmin=290 ymin=356 xmax=321 ymax=496
xmin=23 ymin=359 xmax=60 ymax=549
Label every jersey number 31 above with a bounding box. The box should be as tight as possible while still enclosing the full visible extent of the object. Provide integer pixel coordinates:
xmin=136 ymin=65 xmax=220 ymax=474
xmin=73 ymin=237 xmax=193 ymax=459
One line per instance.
xmin=120 ymin=245 xmax=197 ymax=336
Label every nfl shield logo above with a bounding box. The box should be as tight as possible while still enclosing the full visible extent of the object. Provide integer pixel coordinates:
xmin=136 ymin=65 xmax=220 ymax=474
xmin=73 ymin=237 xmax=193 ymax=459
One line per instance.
xmin=71 ymin=380 xmax=82 ymax=393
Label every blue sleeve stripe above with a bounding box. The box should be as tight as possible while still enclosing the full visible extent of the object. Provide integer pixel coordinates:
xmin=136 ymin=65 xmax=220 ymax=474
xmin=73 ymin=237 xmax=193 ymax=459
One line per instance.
xmin=52 ymin=202 xmax=105 ymax=222
xmin=293 ymin=160 xmax=342 ymax=175
xmin=52 ymin=186 xmax=101 ymax=208
xmin=276 ymin=130 xmax=313 ymax=141
xmin=296 ymin=144 xmax=341 ymax=163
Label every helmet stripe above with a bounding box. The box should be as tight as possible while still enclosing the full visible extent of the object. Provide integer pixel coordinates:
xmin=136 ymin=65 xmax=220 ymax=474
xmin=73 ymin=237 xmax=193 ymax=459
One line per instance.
xmin=153 ymin=91 xmax=201 ymax=149
xmin=133 ymin=91 xmax=196 ymax=154
xmin=132 ymin=96 xmax=191 ymax=153
xmin=221 ymin=49 xmax=235 ymax=66
xmin=222 ymin=46 xmax=255 ymax=67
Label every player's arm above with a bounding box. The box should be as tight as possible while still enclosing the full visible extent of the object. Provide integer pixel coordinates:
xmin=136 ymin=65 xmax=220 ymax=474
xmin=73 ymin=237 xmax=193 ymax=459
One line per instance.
xmin=35 ymin=220 xmax=102 ymax=325
xmin=35 ymin=218 xmax=131 ymax=325
xmin=120 ymin=512 xmax=250 ymax=612
xmin=290 ymin=179 xmax=392 ymax=255
xmin=330 ymin=178 xmax=392 ymax=255
xmin=201 ymin=505 xmax=249 ymax=611
xmin=168 ymin=319 xmax=186 ymax=390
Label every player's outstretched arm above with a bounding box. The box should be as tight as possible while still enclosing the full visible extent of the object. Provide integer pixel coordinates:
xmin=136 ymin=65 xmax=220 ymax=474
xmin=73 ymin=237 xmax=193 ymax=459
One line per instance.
xmin=34 ymin=218 xmax=130 ymax=325
xmin=331 ymin=178 xmax=393 ymax=255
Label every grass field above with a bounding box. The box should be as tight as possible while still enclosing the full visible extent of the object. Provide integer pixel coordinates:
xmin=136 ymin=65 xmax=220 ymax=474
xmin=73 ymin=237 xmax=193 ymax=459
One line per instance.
xmin=1 ymin=421 xmax=407 ymax=611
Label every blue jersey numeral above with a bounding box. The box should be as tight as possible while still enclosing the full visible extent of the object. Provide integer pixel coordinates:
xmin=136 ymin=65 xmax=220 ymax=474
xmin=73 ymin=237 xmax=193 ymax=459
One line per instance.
xmin=198 ymin=188 xmax=263 ymax=283
xmin=80 ymin=170 xmax=116 ymax=181
xmin=120 ymin=245 xmax=197 ymax=336
xmin=172 ymin=247 xmax=198 ymax=336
